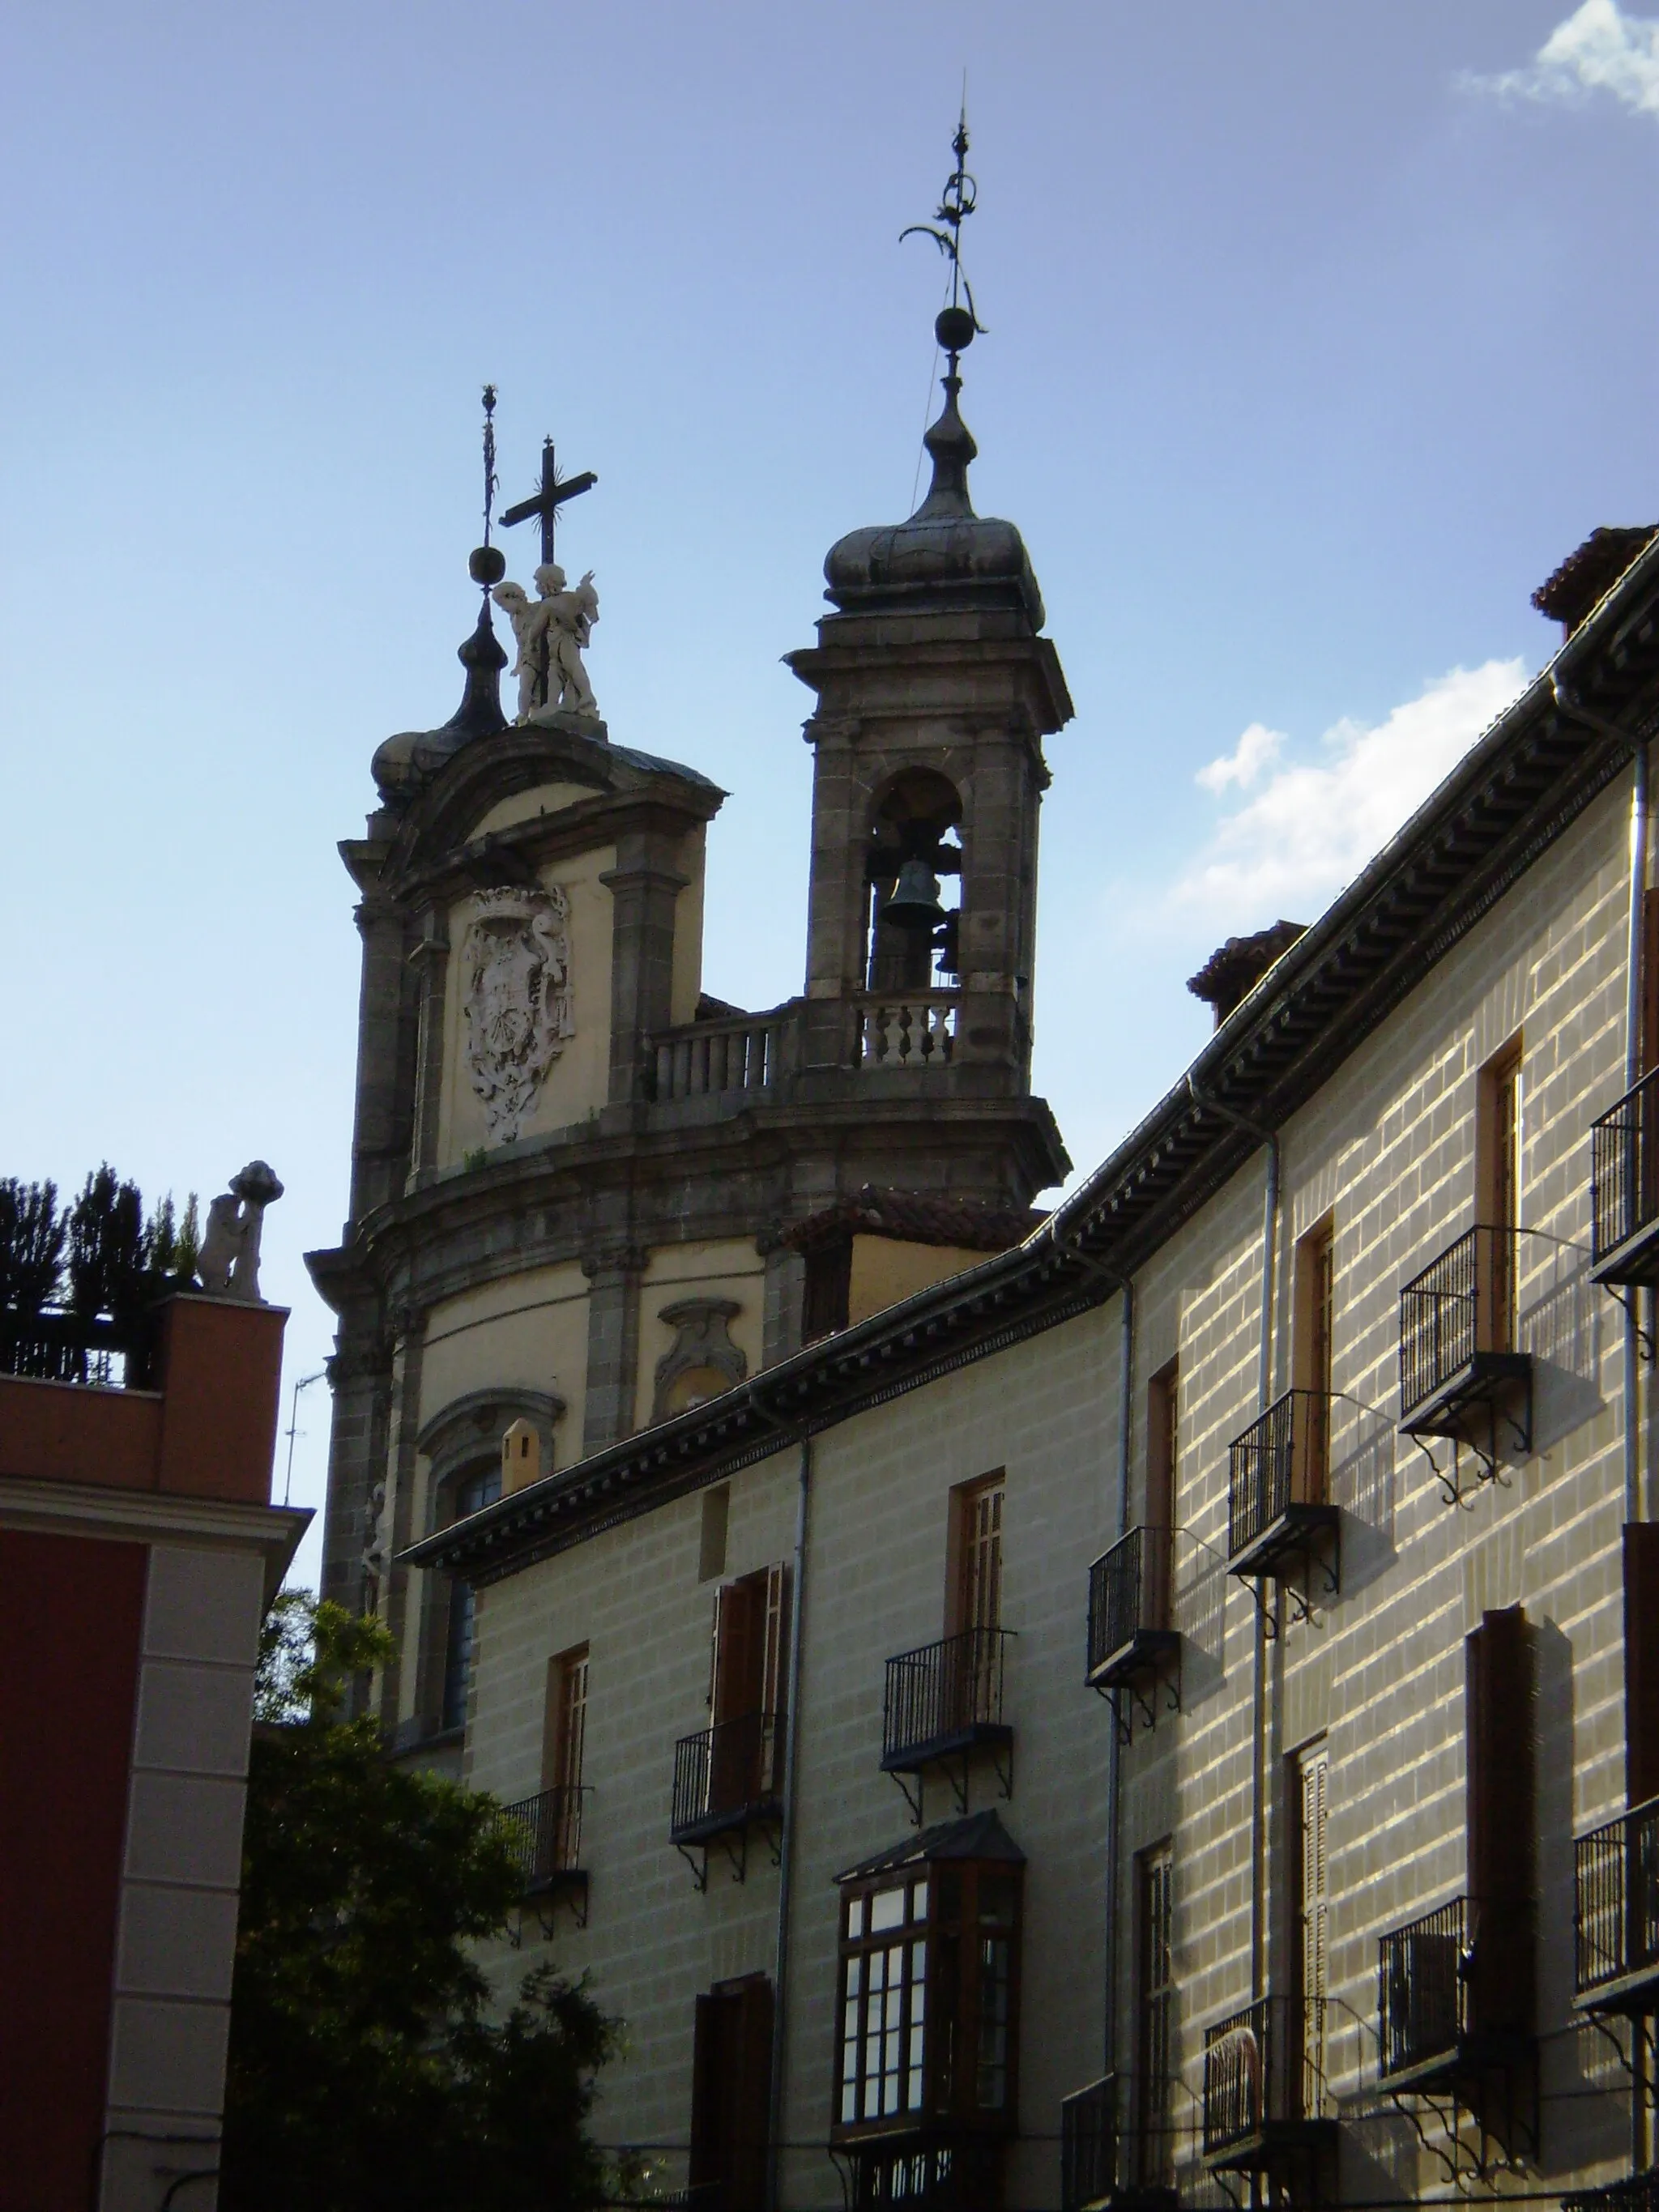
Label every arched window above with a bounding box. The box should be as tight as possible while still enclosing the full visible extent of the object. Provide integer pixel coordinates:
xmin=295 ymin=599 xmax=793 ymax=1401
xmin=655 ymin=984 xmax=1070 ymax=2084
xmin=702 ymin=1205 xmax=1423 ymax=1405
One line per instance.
xmin=864 ymin=769 xmax=963 ymax=994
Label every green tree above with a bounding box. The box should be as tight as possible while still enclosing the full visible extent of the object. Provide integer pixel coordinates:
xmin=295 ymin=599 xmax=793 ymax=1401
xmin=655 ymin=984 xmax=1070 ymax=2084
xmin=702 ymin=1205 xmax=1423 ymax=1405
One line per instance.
xmin=222 ymin=1593 xmax=622 ymax=2212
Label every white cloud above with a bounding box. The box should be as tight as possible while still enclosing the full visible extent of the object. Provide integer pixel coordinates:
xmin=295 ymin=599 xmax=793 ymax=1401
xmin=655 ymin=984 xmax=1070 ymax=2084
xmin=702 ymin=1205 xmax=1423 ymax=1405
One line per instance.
xmin=1196 ymin=720 xmax=1284 ymax=793
xmin=1469 ymin=0 xmax=1659 ymax=115
xmin=1173 ymin=658 xmax=1528 ymax=923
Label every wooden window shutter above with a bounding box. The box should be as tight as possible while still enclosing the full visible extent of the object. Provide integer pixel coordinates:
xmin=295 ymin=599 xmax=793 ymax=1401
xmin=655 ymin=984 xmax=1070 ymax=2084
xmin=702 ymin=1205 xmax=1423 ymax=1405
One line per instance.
xmin=1625 ymin=1524 xmax=1659 ymax=1805
xmin=1465 ymin=1606 xmax=1535 ymax=2033
xmin=689 ymin=1975 xmax=774 ymax=2212
xmin=711 ymin=1577 xmax=761 ymax=1727
xmin=1644 ymin=886 xmax=1659 ymax=1076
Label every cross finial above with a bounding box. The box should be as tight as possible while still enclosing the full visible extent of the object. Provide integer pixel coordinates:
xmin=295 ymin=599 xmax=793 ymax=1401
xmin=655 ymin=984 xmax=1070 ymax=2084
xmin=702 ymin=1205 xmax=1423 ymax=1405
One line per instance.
xmin=501 ymin=436 xmax=598 ymax=570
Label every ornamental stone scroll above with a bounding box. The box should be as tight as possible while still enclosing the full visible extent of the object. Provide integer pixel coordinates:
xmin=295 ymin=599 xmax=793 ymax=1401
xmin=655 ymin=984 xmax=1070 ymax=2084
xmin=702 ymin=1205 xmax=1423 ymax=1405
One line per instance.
xmin=461 ymin=884 xmax=575 ymax=1143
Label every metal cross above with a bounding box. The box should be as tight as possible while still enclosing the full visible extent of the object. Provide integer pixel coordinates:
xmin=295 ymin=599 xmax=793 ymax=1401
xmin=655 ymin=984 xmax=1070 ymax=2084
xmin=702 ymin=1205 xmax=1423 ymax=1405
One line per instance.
xmin=501 ymin=437 xmax=598 ymax=568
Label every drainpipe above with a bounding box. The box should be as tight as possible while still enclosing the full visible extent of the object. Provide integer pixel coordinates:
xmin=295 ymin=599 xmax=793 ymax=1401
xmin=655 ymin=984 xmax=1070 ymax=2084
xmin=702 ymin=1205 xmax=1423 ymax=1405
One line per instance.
xmin=1055 ymin=1226 xmax=1136 ymax=2085
xmin=1553 ymin=680 xmax=1648 ymax=1528
xmin=745 ymin=1377 xmax=813 ymax=2212
xmin=1187 ymin=1073 xmax=1281 ymax=2005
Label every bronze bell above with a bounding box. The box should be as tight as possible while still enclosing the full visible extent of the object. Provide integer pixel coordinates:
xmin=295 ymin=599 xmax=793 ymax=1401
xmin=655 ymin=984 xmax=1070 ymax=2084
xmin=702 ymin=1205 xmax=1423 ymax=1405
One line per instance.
xmin=881 ymin=856 xmax=948 ymax=931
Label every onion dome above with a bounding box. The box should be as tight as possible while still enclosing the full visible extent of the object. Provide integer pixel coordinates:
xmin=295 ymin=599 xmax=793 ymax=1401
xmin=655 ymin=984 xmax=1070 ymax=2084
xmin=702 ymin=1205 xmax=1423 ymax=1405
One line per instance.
xmin=823 ymin=308 xmax=1044 ymax=630
xmin=371 ymin=552 xmax=508 ymax=803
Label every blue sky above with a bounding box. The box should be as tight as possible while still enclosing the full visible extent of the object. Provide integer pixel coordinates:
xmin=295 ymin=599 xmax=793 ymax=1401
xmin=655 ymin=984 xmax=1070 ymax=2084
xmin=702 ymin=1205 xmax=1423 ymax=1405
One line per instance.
xmin=3 ymin=0 xmax=1657 ymax=1588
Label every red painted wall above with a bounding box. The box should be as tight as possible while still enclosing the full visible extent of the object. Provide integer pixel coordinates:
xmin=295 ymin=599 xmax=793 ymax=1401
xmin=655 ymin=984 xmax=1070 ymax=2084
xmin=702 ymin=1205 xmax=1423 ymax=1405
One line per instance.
xmin=0 ymin=1530 xmax=147 ymax=2212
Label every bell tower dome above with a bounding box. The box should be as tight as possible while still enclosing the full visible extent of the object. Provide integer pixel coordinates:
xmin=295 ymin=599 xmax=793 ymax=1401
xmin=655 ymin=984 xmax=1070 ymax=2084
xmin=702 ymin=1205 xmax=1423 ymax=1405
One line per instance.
xmin=784 ymin=128 xmax=1071 ymax=1193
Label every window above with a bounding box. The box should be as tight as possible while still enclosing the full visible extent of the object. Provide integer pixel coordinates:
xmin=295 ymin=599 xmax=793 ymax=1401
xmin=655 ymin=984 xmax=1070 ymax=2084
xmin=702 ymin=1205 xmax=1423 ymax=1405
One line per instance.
xmin=834 ymin=1848 xmax=1023 ymax=2150
xmin=1296 ymin=1743 xmax=1328 ymax=2119
xmin=439 ymin=1462 xmax=501 ymax=1730
xmin=543 ymin=1645 xmax=588 ymax=1870
xmin=706 ymin=1563 xmax=787 ymax=1814
xmin=689 ymin=1972 xmax=774 ymax=2212
xmin=1135 ymin=1843 xmax=1174 ymax=2187
xmin=1145 ymin=1361 xmax=1178 ymax=1629
xmin=1477 ymin=1039 xmax=1523 ymax=1352
xmin=953 ymin=1473 xmax=1004 ymax=1635
xmin=1294 ymin=1217 xmax=1335 ymax=1500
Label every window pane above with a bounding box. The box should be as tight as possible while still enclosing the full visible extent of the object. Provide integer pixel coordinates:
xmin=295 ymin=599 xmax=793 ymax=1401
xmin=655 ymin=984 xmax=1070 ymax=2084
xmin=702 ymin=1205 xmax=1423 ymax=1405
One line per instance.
xmin=871 ymin=1886 xmax=906 ymax=1933
xmin=911 ymin=1878 xmax=928 ymax=1920
xmin=910 ymin=1940 xmax=926 ymax=1984
xmin=870 ymin=1950 xmax=886 ymax=1992
xmin=842 ymin=2083 xmax=856 ymax=2124
xmin=847 ymin=1897 xmax=865 ymax=1940
xmin=847 ymin=1956 xmax=862 ymax=1996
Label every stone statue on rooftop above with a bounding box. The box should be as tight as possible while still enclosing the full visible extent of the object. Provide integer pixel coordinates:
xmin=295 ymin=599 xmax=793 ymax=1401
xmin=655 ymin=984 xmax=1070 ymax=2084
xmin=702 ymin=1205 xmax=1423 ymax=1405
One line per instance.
xmin=197 ymin=1160 xmax=284 ymax=1302
xmin=492 ymin=564 xmax=599 ymax=722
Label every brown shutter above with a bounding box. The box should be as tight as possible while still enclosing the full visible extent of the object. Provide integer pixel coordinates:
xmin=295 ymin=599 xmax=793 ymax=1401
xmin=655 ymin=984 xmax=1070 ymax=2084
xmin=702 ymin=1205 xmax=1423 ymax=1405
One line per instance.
xmin=1625 ymin=1524 xmax=1659 ymax=1805
xmin=688 ymin=1975 xmax=774 ymax=2212
xmin=1465 ymin=1606 xmax=1534 ymax=2033
xmin=712 ymin=1578 xmax=759 ymax=1726
xmin=1644 ymin=886 xmax=1659 ymax=1075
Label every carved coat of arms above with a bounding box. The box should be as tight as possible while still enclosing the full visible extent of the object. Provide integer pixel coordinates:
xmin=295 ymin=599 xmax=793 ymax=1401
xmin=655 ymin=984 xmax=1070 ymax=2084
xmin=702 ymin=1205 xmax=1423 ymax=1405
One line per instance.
xmin=462 ymin=886 xmax=575 ymax=1142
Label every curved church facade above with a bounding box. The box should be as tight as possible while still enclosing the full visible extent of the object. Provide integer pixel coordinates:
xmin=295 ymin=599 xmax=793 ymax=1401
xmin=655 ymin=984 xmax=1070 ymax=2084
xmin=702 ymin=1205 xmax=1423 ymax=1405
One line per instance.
xmin=309 ymin=344 xmax=1074 ymax=1765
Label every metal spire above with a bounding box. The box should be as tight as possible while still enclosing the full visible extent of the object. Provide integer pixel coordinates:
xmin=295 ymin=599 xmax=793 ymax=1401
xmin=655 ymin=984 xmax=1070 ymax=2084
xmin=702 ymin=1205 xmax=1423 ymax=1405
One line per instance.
xmin=901 ymin=98 xmax=987 ymax=371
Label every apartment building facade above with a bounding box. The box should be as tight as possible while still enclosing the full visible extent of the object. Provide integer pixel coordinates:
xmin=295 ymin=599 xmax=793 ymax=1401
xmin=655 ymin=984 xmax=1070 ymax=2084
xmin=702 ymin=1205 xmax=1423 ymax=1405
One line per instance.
xmin=406 ymin=518 xmax=1659 ymax=2212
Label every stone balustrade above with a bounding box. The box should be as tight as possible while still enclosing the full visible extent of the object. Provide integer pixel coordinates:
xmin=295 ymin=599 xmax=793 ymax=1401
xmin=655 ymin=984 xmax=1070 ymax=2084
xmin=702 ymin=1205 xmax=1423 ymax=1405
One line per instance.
xmin=650 ymin=1011 xmax=784 ymax=1102
xmin=855 ymin=992 xmax=958 ymax=1069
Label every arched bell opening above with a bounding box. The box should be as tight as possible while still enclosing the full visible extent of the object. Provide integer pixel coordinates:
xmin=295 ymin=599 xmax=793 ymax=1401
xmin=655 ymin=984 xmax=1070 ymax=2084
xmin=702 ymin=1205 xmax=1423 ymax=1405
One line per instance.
xmin=864 ymin=768 xmax=963 ymax=994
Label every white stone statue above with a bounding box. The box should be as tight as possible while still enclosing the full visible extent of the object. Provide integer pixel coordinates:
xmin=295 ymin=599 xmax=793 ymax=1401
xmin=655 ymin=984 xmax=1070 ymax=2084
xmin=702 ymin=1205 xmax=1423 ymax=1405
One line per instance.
xmin=462 ymin=886 xmax=576 ymax=1143
xmin=492 ymin=564 xmax=599 ymax=722
xmin=196 ymin=1160 xmax=284 ymax=1301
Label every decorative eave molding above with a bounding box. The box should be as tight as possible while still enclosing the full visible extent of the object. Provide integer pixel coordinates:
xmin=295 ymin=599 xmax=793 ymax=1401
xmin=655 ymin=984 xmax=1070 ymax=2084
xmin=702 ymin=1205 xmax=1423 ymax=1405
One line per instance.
xmin=402 ymin=538 xmax=1659 ymax=1590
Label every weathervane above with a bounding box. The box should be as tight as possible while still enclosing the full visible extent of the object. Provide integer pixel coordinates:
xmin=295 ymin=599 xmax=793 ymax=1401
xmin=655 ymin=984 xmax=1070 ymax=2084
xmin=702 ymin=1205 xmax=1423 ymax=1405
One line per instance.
xmin=901 ymin=101 xmax=987 ymax=365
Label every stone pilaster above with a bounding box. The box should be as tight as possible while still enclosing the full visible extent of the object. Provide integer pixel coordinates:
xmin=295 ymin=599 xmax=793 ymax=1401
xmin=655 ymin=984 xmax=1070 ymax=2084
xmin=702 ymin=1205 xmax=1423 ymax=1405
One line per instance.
xmin=344 ymin=878 xmax=413 ymax=1224
xmin=582 ymin=1248 xmax=646 ymax=1454
xmin=601 ymin=833 xmax=688 ymax=1103
xmin=373 ymin=1304 xmax=426 ymax=1733
xmin=406 ymin=906 xmax=450 ymax=1188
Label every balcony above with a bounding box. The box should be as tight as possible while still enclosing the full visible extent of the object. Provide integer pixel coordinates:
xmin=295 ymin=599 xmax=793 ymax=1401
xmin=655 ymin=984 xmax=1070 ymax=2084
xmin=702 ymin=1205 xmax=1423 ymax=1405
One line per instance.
xmin=1086 ymin=1528 xmax=1179 ymax=1723
xmin=1201 ymin=1996 xmax=1334 ymax=2176
xmin=498 ymin=1784 xmax=589 ymax=1920
xmin=1226 ymin=1392 xmax=1341 ymax=1608
xmin=1060 ymin=2078 xmax=1116 ymax=2212
xmin=1592 ymin=1068 xmax=1659 ymax=1285
xmin=1377 ymin=1893 xmax=1534 ymax=2151
xmin=1398 ymin=1226 xmax=1532 ymax=1477
xmin=882 ymin=1628 xmax=1013 ymax=1816
xmin=669 ymin=1709 xmax=783 ymax=1880
xmin=1575 ymin=1796 xmax=1659 ymax=2014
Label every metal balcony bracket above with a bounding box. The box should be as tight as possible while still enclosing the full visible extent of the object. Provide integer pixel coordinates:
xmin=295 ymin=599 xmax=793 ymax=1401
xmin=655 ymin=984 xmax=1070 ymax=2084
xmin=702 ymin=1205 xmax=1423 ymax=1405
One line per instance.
xmin=890 ymin=1768 xmax=926 ymax=1829
xmin=522 ymin=1874 xmax=590 ymax=1935
xmin=676 ymin=1841 xmax=710 ymax=1893
xmin=1584 ymin=2010 xmax=1644 ymax=2087
xmin=1601 ymin=1282 xmax=1658 ymax=1363
xmin=825 ymin=2146 xmax=855 ymax=2211
xmin=990 ymin=1736 xmax=1014 ymax=1805
xmin=1101 ymin=1652 xmax=1183 ymax=1745
xmin=1384 ymin=2088 xmax=1464 ymax=2189
xmin=1409 ymin=1433 xmax=1472 ymax=1511
xmin=714 ymin=1826 xmax=752 ymax=1886
xmin=1406 ymin=1374 xmax=1533 ymax=1503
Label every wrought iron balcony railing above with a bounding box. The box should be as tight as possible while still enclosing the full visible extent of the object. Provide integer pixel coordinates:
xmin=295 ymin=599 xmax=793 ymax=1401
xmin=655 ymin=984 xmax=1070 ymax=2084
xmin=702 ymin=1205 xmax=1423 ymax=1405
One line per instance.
xmin=669 ymin=1709 xmax=783 ymax=1846
xmin=1563 ymin=2176 xmax=1659 ymax=2212
xmin=498 ymin=1783 xmax=588 ymax=1890
xmin=1397 ymin=1226 xmax=1533 ymax=1472
xmin=1575 ymin=1795 xmax=1659 ymax=2009
xmin=1592 ymin=1066 xmax=1659 ymax=1282
xmin=1378 ymin=1897 xmax=1467 ymax=2081
xmin=1226 ymin=1393 xmax=1340 ymax=1592
xmin=881 ymin=1626 xmax=1012 ymax=1772
xmin=1060 ymin=2077 xmax=1117 ymax=2212
xmin=1086 ymin=1528 xmax=1177 ymax=1692
xmin=1202 ymin=1994 xmax=1329 ymax=2161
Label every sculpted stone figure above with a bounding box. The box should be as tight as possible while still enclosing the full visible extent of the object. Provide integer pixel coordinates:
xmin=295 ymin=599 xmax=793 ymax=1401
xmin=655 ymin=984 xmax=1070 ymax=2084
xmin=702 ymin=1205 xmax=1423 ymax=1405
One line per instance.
xmin=196 ymin=1159 xmax=284 ymax=1301
xmin=462 ymin=885 xmax=576 ymax=1142
xmin=492 ymin=563 xmax=599 ymax=722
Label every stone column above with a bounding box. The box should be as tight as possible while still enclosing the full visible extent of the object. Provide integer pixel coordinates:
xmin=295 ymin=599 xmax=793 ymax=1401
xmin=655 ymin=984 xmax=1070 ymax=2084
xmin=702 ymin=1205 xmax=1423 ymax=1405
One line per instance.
xmin=406 ymin=906 xmax=450 ymax=1189
xmin=800 ymin=715 xmax=864 ymax=1070
xmin=318 ymin=1309 xmax=391 ymax=1622
xmin=602 ymin=832 xmax=688 ymax=1104
xmin=582 ymin=1247 xmax=645 ymax=1454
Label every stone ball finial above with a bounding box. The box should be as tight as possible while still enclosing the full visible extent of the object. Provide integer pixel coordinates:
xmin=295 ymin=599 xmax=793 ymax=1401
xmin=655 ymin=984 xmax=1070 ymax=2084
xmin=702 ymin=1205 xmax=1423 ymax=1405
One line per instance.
xmin=935 ymin=305 xmax=975 ymax=355
xmin=469 ymin=544 xmax=506 ymax=586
